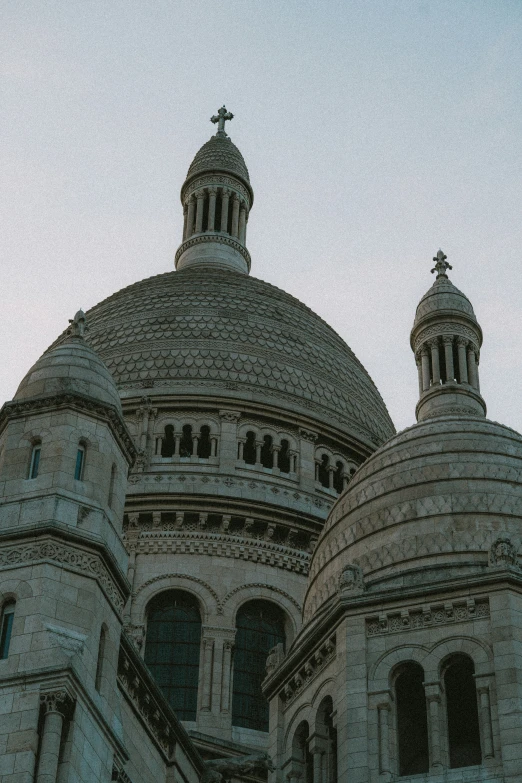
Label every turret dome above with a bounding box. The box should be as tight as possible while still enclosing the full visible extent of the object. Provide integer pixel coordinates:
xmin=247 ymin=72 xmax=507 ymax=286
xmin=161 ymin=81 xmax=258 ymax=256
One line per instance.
xmin=186 ymin=135 xmax=251 ymax=187
xmin=15 ymin=311 xmax=122 ymax=413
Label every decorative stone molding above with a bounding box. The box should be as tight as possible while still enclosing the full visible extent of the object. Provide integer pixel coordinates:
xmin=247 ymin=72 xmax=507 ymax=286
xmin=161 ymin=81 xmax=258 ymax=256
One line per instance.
xmin=218 ymin=409 xmax=241 ymax=422
xmin=0 ymin=538 xmax=126 ymax=614
xmin=175 ymin=234 xmax=251 ymax=271
xmin=112 ymin=762 xmax=134 ymax=783
xmin=222 ymin=582 xmax=302 ymax=613
xmin=124 ymin=623 xmax=145 ymax=651
xmin=338 ymin=563 xmax=364 ymax=593
xmin=202 ymin=753 xmax=274 ymax=783
xmin=413 ymin=323 xmax=480 ymax=353
xmin=40 ymin=689 xmax=74 ymax=717
xmin=299 ymin=428 xmax=318 ymax=443
xmin=134 ymin=573 xmax=221 ymax=612
xmin=366 ymin=597 xmax=489 ymax=636
xmin=266 ymin=642 xmax=285 ymax=676
xmin=489 ymin=536 xmax=519 ymax=568
xmin=279 ymin=636 xmax=335 ymax=708
xmin=184 ymin=174 xmax=251 ymax=203
xmin=0 ymin=392 xmax=137 ymax=464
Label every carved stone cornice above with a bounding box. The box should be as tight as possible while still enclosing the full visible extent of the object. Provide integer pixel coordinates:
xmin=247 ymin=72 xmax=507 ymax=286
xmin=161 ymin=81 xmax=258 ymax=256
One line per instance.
xmin=175 ymin=234 xmax=251 ymax=272
xmin=275 ymin=636 xmax=336 ymax=709
xmin=299 ymin=428 xmax=318 ymax=443
xmin=0 ymin=392 xmax=137 ymax=466
xmin=182 ymin=174 xmax=252 ymax=205
xmin=218 ymin=409 xmax=241 ymax=422
xmin=366 ymin=597 xmax=489 ymax=636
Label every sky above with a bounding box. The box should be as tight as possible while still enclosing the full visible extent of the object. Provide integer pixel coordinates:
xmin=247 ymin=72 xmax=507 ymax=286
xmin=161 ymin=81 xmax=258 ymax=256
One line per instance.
xmin=1 ymin=1 xmax=522 ymax=434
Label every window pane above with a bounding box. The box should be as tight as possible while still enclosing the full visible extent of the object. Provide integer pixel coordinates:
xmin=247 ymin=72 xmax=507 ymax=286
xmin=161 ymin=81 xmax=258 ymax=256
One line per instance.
xmin=29 ymin=447 xmax=41 ymax=479
xmin=232 ymin=600 xmax=286 ymax=731
xmin=0 ymin=604 xmax=15 ymax=659
xmin=74 ymin=448 xmax=85 ymax=480
xmin=144 ymin=591 xmax=201 ymax=721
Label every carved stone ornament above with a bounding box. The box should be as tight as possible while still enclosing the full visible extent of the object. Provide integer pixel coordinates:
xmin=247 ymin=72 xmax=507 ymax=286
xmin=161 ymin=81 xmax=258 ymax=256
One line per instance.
xmin=202 ymin=752 xmax=275 ymax=783
xmin=40 ymin=689 xmax=73 ymax=716
xmin=339 ymin=563 xmax=364 ymax=593
xmin=265 ymin=642 xmax=285 ymax=676
xmin=489 ymin=536 xmax=519 ymax=568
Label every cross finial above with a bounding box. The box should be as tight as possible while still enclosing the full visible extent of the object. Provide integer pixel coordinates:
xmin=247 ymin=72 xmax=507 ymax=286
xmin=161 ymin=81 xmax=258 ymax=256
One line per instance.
xmin=431 ymin=249 xmax=453 ymax=279
xmin=211 ymin=105 xmax=234 ymax=137
xmin=68 ymin=309 xmax=88 ymax=338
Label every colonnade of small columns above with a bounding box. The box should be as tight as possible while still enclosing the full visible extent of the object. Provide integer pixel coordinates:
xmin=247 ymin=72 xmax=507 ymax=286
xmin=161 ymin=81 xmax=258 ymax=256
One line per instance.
xmin=182 ymin=186 xmax=249 ymax=244
xmin=415 ymin=335 xmax=480 ymax=395
xmin=155 ymin=425 xmax=218 ymax=459
xmin=237 ymin=436 xmax=298 ymax=473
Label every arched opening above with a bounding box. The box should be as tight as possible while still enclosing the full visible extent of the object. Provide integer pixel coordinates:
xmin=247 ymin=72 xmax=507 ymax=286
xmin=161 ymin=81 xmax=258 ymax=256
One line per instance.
xmin=144 ymin=590 xmax=201 ymax=721
xmin=232 ymin=600 xmax=286 ymax=731
xmin=395 ymin=661 xmax=429 ymax=776
xmin=260 ymin=435 xmax=273 ymax=469
xmin=316 ymin=696 xmax=337 ymax=783
xmin=292 ymin=721 xmax=313 ymax=783
xmin=74 ymin=443 xmax=86 ymax=480
xmin=0 ymin=601 xmax=15 ymax=659
xmin=180 ymin=425 xmax=193 ymax=458
xmin=95 ymin=626 xmax=107 ymax=692
xmin=108 ymin=464 xmax=117 ymax=508
xmin=28 ymin=442 xmax=41 ymax=479
xmin=197 ymin=425 xmax=211 ymax=459
xmin=318 ymin=454 xmax=330 ymax=488
xmin=161 ymin=425 xmax=175 ymax=458
xmin=333 ymin=461 xmax=344 ymax=493
xmin=279 ymin=439 xmax=291 ymax=473
xmin=444 ymin=654 xmax=481 ymax=768
xmin=243 ymin=431 xmax=256 ymax=465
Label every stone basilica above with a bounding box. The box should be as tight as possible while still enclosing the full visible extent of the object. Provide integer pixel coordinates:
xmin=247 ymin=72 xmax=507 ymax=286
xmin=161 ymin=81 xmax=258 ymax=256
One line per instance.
xmin=0 ymin=108 xmax=521 ymax=783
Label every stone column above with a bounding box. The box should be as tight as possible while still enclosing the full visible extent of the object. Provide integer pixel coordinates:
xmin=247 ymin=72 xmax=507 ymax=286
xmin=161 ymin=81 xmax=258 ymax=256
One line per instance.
xmin=429 ymin=339 xmax=441 ymax=385
xmin=290 ymin=452 xmax=297 ymax=473
xmin=328 ymin=465 xmax=335 ymax=489
xmin=195 ymin=190 xmax=205 ymax=234
xmin=416 ymin=354 xmax=423 ymax=396
xmin=220 ymin=188 xmax=230 ymax=232
xmin=211 ymin=437 xmax=218 ymax=457
xmin=299 ymin=428 xmax=318 ymax=489
xmin=218 ymin=410 xmax=241 ymax=472
xmin=457 ymin=337 xmax=469 ymax=383
xmin=467 ymin=345 xmax=479 ymax=390
xmin=231 ymin=194 xmax=240 ymax=237
xmin=421 ymin=347 xmax=431 ymax=390
xmin=255 ymin=440 xmax=263 ymax=466
xmin=221 ymin=640 xmax=234 ymax=713
xmin=174 ymin=433 xmax=181 ymax=456
xmin=207 ymin=187 xmax=217 ymax=231
xmin=238 ymin=439 xmax=245 ymax=460
xmin=443 ymin=336 xmax=455 ymax=382
xmin=182 ymin=203 xmax=188 ymax=240
xmin=311 ymin=749 xmax=324 ymax=783
xmin=200 ymin=637 xmax=215 ymax=712
xmin=37 ymin=691 xmax=71 ymax=783
xmin=186 ymin=195 xmax=196 ymax=238
xmin=239 ymin=205 xmax=247 ymax=243
xmin=192 ymin=433 xmax=199 ymax=458
xmin=475 ymin=681 xmax=494 ymax=759
xmin=272 ymin=444 xmax=280 ymax=472
xmin=377 ymin=702 xmax=391 ymax=775
xmin=424 ymin=684 xmax=443 ymax=771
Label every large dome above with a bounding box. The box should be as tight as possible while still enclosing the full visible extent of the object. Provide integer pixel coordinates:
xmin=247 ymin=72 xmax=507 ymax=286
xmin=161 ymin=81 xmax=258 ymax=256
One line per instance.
xmin=80 ymin=267 xmax=394 ymax=447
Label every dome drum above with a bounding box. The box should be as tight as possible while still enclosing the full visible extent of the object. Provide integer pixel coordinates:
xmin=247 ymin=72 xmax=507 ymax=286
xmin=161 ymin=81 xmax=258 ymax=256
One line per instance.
xmin=175 ymin=232 xmax=251 ymax=274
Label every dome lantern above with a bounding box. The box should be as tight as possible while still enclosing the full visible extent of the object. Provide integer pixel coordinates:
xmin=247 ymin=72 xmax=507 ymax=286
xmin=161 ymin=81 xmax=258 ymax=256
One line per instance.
xmin=410 ymin=250 xmax=486 ymax=421
xmin=175 ymin=107 xmax=253 ymax=275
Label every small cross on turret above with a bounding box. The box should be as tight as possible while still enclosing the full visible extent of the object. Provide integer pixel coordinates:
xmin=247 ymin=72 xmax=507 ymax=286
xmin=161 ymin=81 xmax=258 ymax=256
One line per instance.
xmin=211 ymin=105 xmax=234 ymax=137
xmin=431 ymin=249 xmax=452 ymax=279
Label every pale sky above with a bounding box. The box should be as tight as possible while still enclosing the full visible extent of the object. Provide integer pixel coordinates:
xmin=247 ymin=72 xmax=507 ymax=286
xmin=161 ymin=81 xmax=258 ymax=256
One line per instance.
xmin=1 ymin=1 xmax=522 ymax=434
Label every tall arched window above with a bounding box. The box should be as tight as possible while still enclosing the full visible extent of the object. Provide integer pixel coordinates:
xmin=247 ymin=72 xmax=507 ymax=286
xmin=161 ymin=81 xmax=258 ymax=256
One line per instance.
xmin=316 ymin=696 xmax=337 ymax=783
xmin=333 ymin=461 xmax=344 ymax=493
xmin=318 ymin=454 xmax=330 ymax=488
xmin=180 ymin=425 xmax=193 ymax=458
xmin=95 ymin=626 xmax=107 ymax=692
xmin=395 ymin=662 xmax=429 ymax=776
xmin=144 ymin=591 xmax=201 ymax=721
xmin=74 ymin=443 xmax=86 ymax=480
xmin=260 ymin=435 xmax=273 ymax=468
xmin=278 ymin=439 xmax=291 ymax=473
xmin=243 ymin=431 xmax=256 ymax=464
xmin=0 ymin=601 xmax=15 ymax=659
xmin=444 ymin=654 xmax=481 ymax=768
xmin=197 ymin=425 xmax=211 ymax=459
xmin=232 ymin=600 xmax=286 ymax=732
xmin=28 ymin=442 xmax=41 ymax=479
xmin=161 ymin=425 xmax=175 ymax=457
xmin=292 ymin=721 xmax=313 ymax=783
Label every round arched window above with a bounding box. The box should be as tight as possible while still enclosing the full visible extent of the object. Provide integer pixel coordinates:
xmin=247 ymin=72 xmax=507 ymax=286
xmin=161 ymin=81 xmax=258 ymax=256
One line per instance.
xmin=144 ymin=591 xmax=201 ymax=721
xmin=232 ymin=600 xmax=286 ymax=731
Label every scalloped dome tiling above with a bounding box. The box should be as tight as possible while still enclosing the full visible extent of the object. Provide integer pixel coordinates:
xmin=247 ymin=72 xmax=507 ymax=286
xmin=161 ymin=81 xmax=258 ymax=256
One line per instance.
xmin=414 ymin=277 xmax=477 ymax=325
xmin=75 ymin=268 xmax=394 ymax=448
xmin=186 ymin=135 xmax=250 ymax=183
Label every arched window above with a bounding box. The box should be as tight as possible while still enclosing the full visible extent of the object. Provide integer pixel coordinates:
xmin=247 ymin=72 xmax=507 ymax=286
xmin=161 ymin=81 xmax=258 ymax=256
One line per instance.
xmin=333 ymin=461 xmax=344 ymax=493
xmin=260 ymin=435 xmax=273 ymax=468
xmin=316 ymin=696 xmax=337 ymax=783
xmin=444 ymin=655 xmax=481 ymax=768
xmin=108 ymin=464 xmax=117 ymax=508
xmin=95 ymin=626 xmax=107 ymax=692
xmin=278 ymin=439 xmax=291 ymax=473
xmin=318 ymin=454 xmax=330 ymax=488
xmin=180 ymin=425 xmax=193 ymax=458
xmin=243 ymin=431 xmax=256 ymax=464
xmin=28 ymin=443 xmax=41 ymax=479
xmin=161 ymin=425 xmax=175 ymax=458
xmin=395 ymin=662 xmax=429 ymax=776
xmin=74 ymin=443 xmax=86 ymax=480
xmin=232 ymin=600 xmax=286 ymax=731
xmin=0 ymin=601 xmax=15 ymax=659
xmin=197 ymin=425 xmax=211 ymax=459
xmin=292 ymin=721 xmax=313 ymax=783
xmin=144 ymin=591 xmax=201 ymax=721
